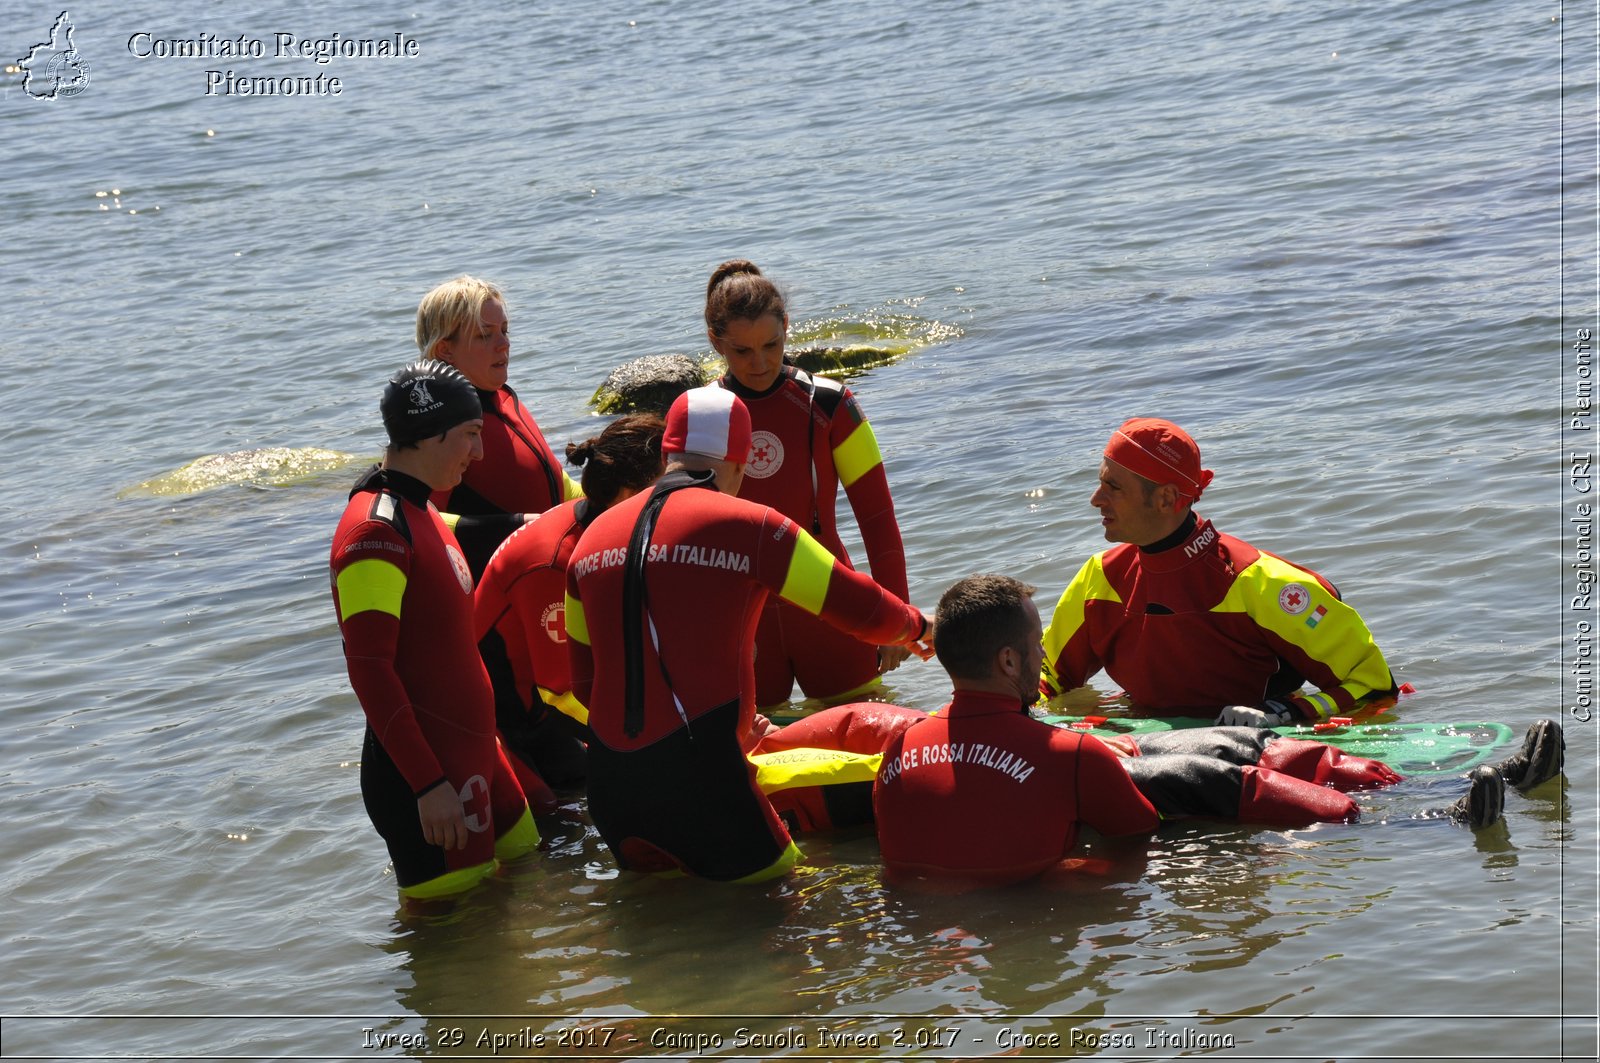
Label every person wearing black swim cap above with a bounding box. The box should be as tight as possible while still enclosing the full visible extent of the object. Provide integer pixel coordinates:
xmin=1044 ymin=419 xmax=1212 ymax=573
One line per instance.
xmin=330 ymin=360 xmax=538 ymax=906
xmin=380 ymin=360 xmax=484 ymax=476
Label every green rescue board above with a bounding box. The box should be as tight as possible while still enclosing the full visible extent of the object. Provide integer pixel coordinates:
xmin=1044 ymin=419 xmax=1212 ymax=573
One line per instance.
xmin=1038 ymin=716 xmax=1517 ymax=778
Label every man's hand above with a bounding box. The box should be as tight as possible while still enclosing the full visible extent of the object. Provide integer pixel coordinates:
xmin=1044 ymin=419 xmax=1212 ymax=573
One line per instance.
xmin=1215 ymin=703 xmax=1292 ymax=728
xmin=418 ymin=783 xmax=468 ymax=851
xmin=907 ymin=616 xmax=937 ymax=661
xmin=878 ymin=644 xmax=912 ymax=673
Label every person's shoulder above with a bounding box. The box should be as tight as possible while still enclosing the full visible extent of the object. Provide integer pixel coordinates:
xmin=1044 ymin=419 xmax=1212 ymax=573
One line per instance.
xmin=348 ymin=480 xmax=415 ymax=535
xmin=787 ymin=366 xmax=851 ymax=413
xmin=1226 ymin=531 xmax=1321 ymax=584
xmin=1091 ymin=541 xmax=1138 ymax=578
xmin=528 ymin=496 xmax=587 ymax=536
xmin=585 ymin=490 xmax=646 ymax=531
xmin=492 ymin=384 xmax=542 ymax=423
xmin=714 ymin=489 xmax=788 ymax=528
xmin=332 ymin=493 xmax=414 ymax=568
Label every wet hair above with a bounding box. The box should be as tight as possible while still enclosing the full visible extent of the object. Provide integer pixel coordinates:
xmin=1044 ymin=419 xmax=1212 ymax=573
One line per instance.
xmin=933 ymin=574 xmax=1039 ymax=681
xmin=415 ymin=275 xmax=505 ymax=362
xmin=565 ymin=413 xmax=666 ymax=510
xmin=704 ymin=259 xmax=787 ymax=338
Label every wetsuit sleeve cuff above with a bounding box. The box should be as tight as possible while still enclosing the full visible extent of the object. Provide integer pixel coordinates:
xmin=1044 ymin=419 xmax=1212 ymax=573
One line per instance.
xmin=1275 ymin=698 xmax=1316 ymax=723
xmin=413 ymin=776 xmax=451 ymax=800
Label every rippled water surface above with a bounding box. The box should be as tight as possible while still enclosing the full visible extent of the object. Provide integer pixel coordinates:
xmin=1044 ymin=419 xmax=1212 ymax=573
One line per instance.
xmin=2 ymin=1 xmax=1594 ymax=1059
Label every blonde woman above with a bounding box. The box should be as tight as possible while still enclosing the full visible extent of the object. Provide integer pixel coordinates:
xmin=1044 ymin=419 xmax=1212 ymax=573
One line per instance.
xmin=415 ymin=275 xmax=580 ymax=574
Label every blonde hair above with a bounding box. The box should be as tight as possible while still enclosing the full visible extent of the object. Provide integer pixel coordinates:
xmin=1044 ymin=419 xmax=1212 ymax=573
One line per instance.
xmin=414 ymin=275 xmax=506 ymax=361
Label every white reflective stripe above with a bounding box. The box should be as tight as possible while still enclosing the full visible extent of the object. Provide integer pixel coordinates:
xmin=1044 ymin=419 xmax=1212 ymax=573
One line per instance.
xmin=684 ymin=388 xmax=740 ymax=459
xmin=645 ymin=610 xmax=692 ymax=731
xmin=807 ymin=386 xmax=819 ymax=507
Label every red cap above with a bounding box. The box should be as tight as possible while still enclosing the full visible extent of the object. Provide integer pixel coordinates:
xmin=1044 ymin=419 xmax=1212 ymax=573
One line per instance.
xmin=662 ymin=386 xmax=752 ymax=462
xmin=1104 ymin=418 xmax=1214 ymax=505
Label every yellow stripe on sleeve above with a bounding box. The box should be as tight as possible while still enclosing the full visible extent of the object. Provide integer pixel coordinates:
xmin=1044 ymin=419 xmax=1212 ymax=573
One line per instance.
xmin=1039 ymin=554 xmax=1121 ymax=698
xmin=336 ymin=558 xmax=407 ymax=622
xmin=778 ymin=529 xmax=840 ymax=615
xmin=563 ymin=591 xmax=590 ymax=646
xmin=832 ymin=421 xmax=884 ymax=489
xmin=1042 ymin=556 xmax=1119 ymax=667
xmin=1217 ymin=554 xmax=1394 ymax=714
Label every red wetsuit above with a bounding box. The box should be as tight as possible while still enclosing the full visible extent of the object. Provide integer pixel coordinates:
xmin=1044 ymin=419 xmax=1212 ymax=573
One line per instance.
xmin=565 ymin=469 xmax=926 ymax=882
xmin=331 ymin=467 xmax=534 ymax=894
xmin=430 ymin=385 xmax=581 ymax=576
xmin=719 ymin=367 xmax=907 ymax=705
xmin=1041 ymin=515 xmax=1397 ymax=720
xmin=873 ymin=690 xmax=1159 ymax=885
xmin=474 ymin=497 xmax=593 ymax=788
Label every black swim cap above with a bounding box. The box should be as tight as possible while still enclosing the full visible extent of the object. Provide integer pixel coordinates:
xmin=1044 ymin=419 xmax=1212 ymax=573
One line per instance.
xmin=381 ymin=361 xmax=483 ymax=446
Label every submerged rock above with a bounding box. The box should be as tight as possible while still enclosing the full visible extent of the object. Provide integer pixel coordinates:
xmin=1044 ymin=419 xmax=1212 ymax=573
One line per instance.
xmin=122 ymin=447 xmax=360 ymax=498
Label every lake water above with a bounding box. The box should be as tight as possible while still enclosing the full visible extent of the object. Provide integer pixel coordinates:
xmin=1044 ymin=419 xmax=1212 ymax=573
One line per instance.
xmin=2 ymin=0 xmax=1595 ymax=1060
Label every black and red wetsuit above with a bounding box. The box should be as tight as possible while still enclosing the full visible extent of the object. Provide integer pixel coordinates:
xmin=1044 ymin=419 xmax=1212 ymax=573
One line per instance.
xmin=873 ymin=690 xmax=1159 ymax=885
xmin=474 ymin=497 xmax=593 ymax=789
xmin=564 ymin=469 xmax=926 ymax=882
xmin=430 ymin=385 xmax=581 ymax=576
xmin=719 ymin=366 xmax=907 ymax=706
xmin=331 ymin=466 xmax=536 ymax=897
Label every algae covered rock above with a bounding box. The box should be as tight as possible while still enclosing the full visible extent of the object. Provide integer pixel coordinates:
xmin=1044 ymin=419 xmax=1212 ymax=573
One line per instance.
xmin=590 ymin=354 xmax=709 ymax=414
xmin=589 ymin=347 xmax=910 ymax=414
xmin=588 ymin=310 xmax=962 ymax=413
xmin=122 ymin=447 xmax=361 ymax=498
xmin=785 ymin=344 xmax=907 ymax=377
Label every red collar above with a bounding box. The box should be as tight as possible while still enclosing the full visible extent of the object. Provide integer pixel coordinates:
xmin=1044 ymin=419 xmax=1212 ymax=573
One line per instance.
xmin=938 ymin=690 xmax=1032 ymax=718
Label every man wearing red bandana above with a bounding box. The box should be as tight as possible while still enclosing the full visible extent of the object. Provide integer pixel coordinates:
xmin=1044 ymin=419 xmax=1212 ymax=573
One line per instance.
xmin=1039 ymin=418 xmax=1398 ymax=726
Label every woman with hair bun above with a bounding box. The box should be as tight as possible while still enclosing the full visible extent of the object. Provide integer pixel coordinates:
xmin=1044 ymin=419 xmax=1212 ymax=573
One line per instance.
xmin=705 ymin=259 xmax=913 ymax=710
xmin=474 ymin=414 xmax=666 ymax=797
xmin=417 ymin=275 xmax=582 ymax=577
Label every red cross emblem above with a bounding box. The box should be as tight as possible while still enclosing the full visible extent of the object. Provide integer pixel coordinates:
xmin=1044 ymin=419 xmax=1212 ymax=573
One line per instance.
xmin=541 ymin=602 xmax=566 ymax=643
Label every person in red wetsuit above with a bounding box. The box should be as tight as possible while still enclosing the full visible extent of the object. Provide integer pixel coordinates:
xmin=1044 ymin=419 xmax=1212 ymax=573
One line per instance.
xmin=330 ymin=362 xmax=538 ymax=903
xmin=705 ymin=260 xmax=912 ymax=709
xmin=416 ymin=275 xmax=581 ymax=576
xmin=1040 ymin=418 xmax=1399 ymax=726
xmin=875 ymin=575 xmax=1160 ymax=886
xmin=565 ymin=386 xmax=934 ymax=882
xmin=474 ymin=413 xmax=665 ymax=795
xmin=875 ymin=574 xmax=1457 ymax=887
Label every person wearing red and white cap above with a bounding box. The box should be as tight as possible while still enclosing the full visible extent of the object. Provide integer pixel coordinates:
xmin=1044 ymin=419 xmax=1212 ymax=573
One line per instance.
xmin=1039 ymin=418 xmax=1398 ymax=726
xmin=564 ymin=386 xmax=934 ymax=882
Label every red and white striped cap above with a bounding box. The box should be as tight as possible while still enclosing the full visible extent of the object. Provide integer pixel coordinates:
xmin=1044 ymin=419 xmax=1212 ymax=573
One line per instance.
xmin=662 ymin=386 xmax=752 ymax=462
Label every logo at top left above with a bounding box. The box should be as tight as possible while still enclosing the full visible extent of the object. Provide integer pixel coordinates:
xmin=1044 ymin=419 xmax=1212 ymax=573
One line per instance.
xmin=16 ymin=11 xmax=91 ymax=100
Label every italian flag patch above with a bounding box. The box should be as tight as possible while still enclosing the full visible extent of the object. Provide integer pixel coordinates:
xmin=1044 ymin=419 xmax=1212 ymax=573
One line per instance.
xmin=1305 ymin=604 xmax=1328 ymax=629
